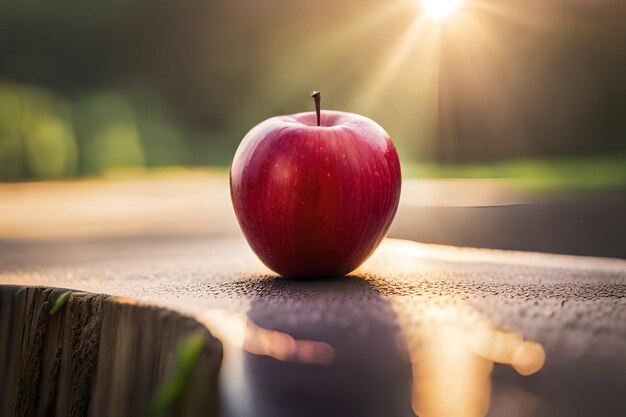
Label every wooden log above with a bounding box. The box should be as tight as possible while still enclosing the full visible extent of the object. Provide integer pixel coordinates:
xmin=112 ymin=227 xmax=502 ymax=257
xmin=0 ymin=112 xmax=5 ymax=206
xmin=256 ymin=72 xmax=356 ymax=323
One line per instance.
xmin=0 ymin=286 xmax=221 ymax=417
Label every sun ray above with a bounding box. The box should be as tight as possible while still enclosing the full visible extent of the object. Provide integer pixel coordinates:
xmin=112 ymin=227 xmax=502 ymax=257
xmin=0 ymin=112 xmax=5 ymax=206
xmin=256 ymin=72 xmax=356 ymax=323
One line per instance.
xmin=350 ymin=11 xmax=444 ymax=157
xmin=244 ymin=0 xmax=558 ymax=163
xmin=471 ymin=0 xmax=553 ymax=29
xmin=352 ymin=16 xmax=434 ymax=112
xmin=239 ymin=1 xmax=411 ymax=121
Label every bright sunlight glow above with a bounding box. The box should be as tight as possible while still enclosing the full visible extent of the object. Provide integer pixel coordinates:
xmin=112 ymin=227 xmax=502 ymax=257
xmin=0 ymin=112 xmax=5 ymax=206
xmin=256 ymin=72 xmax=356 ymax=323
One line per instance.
xmin=421 ymin=0 xmax=464 ymax=20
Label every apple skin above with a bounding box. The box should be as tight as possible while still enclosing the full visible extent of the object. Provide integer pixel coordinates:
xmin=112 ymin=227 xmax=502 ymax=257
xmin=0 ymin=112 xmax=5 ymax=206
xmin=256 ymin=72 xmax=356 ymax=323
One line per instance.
xmin=230 ymin=110 xmax=401 ymax=278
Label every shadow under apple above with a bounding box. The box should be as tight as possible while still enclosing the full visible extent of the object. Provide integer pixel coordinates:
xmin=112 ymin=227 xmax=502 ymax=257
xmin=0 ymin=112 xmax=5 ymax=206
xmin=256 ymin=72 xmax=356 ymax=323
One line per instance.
xmin=238 ymin=275 xmax=414 ymax=417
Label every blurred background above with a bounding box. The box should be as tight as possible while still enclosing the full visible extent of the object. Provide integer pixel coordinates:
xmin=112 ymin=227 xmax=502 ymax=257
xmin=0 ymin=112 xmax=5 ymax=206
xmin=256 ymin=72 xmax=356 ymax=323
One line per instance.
xmin=1 ymin=0 xmax=625 ymax=181
xmin=0 ymin=0 xmax=625 ymax=256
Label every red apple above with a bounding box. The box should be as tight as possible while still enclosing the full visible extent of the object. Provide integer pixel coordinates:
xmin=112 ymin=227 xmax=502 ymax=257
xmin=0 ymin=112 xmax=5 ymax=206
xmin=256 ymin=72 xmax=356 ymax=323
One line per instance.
xmin=230 ymin=92 xmax=401 ymax=277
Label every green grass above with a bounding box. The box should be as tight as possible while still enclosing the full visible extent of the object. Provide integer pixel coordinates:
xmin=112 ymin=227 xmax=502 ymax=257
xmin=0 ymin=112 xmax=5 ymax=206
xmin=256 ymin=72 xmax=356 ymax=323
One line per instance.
xmin=49 ymin=291 xmax=71 ymax=315
xmin=148 ymin=332 xmax=205 ymax=417
xmin=402 ymin=155 xmax=626 ymax=192
xmin=8 ymin=154 xmax=623 ymax=194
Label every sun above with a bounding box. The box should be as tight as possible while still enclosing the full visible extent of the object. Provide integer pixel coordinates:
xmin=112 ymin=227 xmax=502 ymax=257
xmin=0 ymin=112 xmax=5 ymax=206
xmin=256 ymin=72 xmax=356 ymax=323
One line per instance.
xmin=420 ymin=0 xmax=464 ymax=20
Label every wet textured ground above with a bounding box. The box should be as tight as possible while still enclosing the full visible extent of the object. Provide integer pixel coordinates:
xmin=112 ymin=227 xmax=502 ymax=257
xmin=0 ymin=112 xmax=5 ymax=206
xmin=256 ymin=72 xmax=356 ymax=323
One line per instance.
xmin=1 ymin=176 xmax=625 ymax=416
xmin=1 ymin=235 xmax=625 ymax=417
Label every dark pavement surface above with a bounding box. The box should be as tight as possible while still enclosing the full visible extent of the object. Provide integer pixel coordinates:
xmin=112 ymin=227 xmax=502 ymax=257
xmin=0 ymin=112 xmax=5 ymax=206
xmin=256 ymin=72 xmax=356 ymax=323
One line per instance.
xmin=392 ymin=192 xmax=626 ymax=259
xmin=1 ymin=176 xmax=625 ymax=417
xmin=1 ymin=235 xmax=625 ymax=417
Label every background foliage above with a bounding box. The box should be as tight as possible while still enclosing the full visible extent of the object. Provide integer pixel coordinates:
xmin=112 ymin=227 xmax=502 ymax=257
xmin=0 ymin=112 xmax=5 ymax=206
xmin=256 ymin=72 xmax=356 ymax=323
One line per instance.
xmin=0 ymin=0 xmax=624 ymax=180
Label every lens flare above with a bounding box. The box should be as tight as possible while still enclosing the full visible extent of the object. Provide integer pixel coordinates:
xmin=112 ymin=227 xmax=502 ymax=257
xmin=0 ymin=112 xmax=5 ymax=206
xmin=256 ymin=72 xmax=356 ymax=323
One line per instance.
xmin=421 ymin=0 xmax=464 ymax=20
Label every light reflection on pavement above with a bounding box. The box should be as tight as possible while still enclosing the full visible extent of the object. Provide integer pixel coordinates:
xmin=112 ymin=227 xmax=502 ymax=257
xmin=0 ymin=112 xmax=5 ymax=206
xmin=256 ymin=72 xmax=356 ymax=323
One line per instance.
xmin=203 ymin=280 xmax=545 ymax=417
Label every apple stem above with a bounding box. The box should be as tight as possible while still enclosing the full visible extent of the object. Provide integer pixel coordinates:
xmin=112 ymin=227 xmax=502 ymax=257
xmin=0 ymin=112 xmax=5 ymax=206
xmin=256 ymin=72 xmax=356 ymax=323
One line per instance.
xmin=310 ymin=91 xmax=321 ymax=126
